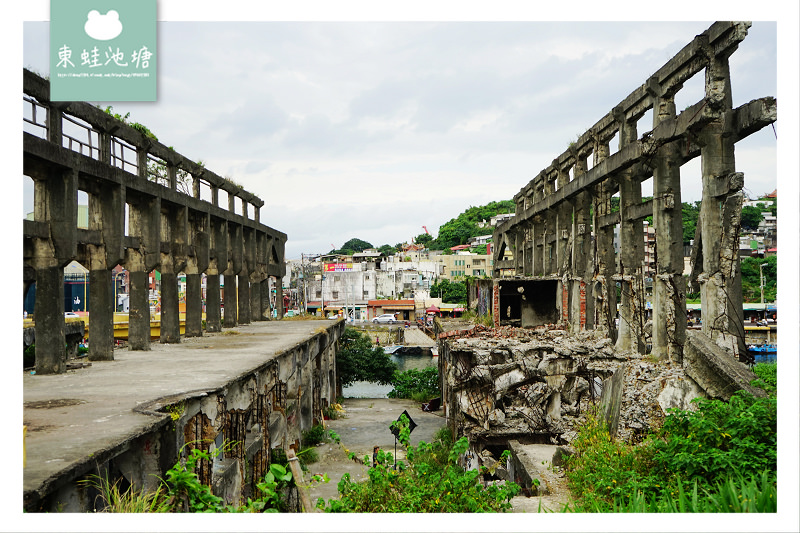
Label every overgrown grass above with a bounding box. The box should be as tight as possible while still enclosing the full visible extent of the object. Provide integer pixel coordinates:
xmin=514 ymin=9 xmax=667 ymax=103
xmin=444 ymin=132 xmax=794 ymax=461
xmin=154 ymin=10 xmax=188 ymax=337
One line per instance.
xmin=318 ymin=415 xmax=519 ymax=512
xmin=86 ymin=443 xmax=308 ymax=513
xmin=83 ymin=475 xmax=171 ymax=513
xmin=563 ymin=387 xmax=778 ymax=513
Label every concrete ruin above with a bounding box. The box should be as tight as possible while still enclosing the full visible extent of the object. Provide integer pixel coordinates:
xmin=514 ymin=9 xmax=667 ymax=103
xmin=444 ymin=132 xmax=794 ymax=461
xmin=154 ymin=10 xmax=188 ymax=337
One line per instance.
xmin=23 ymin=68 xmax=287 ymax=374
xmin=437 ymin=322 xmax=766 ymax=497
xmin=24 ymin=320 xmax=343 ymax=512
xmin=491 ymin=21 xmax=777 ymax=363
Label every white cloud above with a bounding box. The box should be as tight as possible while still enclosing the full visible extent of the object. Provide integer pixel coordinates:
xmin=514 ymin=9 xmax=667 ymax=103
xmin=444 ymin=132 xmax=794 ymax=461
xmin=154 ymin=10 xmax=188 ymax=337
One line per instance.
xmin=21 ymin=20 xmax=781 ymax=259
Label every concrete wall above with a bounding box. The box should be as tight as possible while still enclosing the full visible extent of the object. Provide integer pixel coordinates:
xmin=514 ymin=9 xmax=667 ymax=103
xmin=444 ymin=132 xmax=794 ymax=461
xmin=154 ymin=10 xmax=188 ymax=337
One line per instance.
xmin=24 ymin=321 xmax=343 ymax=513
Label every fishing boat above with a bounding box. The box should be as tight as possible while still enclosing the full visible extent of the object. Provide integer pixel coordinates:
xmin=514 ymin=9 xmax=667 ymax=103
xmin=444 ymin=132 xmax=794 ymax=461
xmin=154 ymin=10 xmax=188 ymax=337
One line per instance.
xmin=746 ymin=343 xmax=777 ymax=364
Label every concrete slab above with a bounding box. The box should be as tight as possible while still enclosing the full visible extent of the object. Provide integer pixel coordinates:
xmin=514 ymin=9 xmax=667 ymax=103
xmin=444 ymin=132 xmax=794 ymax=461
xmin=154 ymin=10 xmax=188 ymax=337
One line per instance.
xmin=23 ymin=320 xmax=337 ymax=499
xmin=508 ymin=441 xmax=572 ymax=512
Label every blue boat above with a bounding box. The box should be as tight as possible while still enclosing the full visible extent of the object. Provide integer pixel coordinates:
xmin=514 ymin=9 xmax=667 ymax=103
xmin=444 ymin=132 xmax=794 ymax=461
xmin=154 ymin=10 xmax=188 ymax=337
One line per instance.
xmin=746 ymin=343 xmax=777 ymax=364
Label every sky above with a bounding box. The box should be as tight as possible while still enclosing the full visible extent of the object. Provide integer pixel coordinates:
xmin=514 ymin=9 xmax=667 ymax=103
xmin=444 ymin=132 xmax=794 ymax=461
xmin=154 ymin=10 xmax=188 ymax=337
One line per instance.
xmin=7 ymin=2 xmax=800 ymax=532
xmin=17 ymin=9 xmax=784 ymax=261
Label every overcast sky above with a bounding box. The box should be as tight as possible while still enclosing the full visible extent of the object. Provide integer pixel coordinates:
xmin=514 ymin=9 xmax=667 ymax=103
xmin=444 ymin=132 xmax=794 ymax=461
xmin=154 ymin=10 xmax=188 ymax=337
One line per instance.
xmin=19 ymin=13 xmax=783 ymax=260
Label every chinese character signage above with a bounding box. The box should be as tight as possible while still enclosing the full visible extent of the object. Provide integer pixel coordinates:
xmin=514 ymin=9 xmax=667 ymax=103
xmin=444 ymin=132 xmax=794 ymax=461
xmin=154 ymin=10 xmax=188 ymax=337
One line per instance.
xmin=50 ymin=0 xmax=157 ymax=101
xmin=324 ymin=263 xmax=353 ymax=272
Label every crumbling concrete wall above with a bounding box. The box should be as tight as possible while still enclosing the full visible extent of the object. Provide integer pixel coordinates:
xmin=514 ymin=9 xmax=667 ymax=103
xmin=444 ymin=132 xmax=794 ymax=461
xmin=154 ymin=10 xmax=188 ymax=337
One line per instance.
xmin=24 ymin=322 xmax=342 ymax=513
xmin=441 ymin=324 xmax=766 ymax=450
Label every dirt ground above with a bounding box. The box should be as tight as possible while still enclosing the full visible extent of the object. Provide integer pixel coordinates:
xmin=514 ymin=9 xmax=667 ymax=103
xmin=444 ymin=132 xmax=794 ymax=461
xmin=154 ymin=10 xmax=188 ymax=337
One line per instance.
xmin=301 ymin=397 xmax=571 ymax=513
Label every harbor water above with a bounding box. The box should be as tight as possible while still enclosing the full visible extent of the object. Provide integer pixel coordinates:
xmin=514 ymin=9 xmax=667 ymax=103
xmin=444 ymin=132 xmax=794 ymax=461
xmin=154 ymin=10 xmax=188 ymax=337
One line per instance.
xmin=343 ymin=351 xmax=436 ymax=398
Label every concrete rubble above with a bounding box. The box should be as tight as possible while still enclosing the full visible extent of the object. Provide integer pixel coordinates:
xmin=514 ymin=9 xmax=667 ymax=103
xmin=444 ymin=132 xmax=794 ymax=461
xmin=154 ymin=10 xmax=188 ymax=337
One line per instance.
xmin=442 ymin=325 xmax=708 ymax=446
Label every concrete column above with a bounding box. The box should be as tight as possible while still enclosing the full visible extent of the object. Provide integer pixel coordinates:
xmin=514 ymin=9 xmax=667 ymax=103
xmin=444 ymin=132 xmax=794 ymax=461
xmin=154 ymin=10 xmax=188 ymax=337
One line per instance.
xmin=615 ymin=172 xmax=645 ymax=353
xmin=592 ymin=136 xmax=617 ymax=340
xmin=275 ymin=280 xmax=284 ymax=319
xmin=206 ymin=273 xmax=221 ymax=332
xmin=34 ymin=266 xmax=66 ymax=374
xmin=184 ymin=273 xmax=203 ymax=337
xmin=651 ymin=88 xmax=686 ymax=363
xmin=237 ymin=274 xmax=251 ymax=324
xmin=160 ymin=272 xmax=181 ymax=343
xmin=250 ymin=277 xmax=263 ymax=321
xmin=698 ymin=54 xmax=746 ymax=357
xmin=223 ymin=274 xmax=238 ymax=327
xmin=261 ymin=279 xmax=272 ymax=319
xmin=128 ymin=270 xmax=151 ymax=351
xmin=88 ymin=268 xmax=114 ymax=360
xmin=570 ymin=188 xmax=592 ymax=332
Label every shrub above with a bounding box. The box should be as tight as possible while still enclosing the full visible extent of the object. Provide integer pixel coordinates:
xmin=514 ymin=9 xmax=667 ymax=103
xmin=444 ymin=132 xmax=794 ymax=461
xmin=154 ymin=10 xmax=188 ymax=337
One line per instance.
xmin=563 ymin=390 xmax=778 ymax=513
xmin=649 ymin=391 xmax=777 ymax=489
xmin=388 ymin=367 xmax=439 ymax=400
xmin=752 ymin=362 xmax=777 ymax=392
xmin=318 ymin=414 xmax=519 ymax=512
xmin=337 ymin=328 xmax=397 ymax=387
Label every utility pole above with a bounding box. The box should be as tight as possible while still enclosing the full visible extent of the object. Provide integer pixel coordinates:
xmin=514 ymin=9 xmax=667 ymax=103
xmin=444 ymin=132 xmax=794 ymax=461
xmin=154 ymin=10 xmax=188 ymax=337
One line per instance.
xmin=759 ymin=262 xmax=767 ymax=305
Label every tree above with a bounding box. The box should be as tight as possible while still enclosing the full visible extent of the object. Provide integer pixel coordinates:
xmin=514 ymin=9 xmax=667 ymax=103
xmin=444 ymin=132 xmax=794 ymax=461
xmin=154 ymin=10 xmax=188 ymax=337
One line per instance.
xmin=681 ymin=201 xmax=700 ymax=245
xmin=740 ymin=255 xmax=776 ymax=302
xmin=428 ymin=200 xmax=514 ymax=251
xmin=378 ymin=244 xmax=397 ymax=256
xmin=430 ymin=279 xmax=467 ymax=304
xmin=740 ymin=206 xmax=764 ymax=231
xmin=414 ymin=233 xmax=433 ymax=246
xmin=336 ymin=328 xmax=397 ymax=387
xmin=331 ymin=238 xmax=374 ymax=256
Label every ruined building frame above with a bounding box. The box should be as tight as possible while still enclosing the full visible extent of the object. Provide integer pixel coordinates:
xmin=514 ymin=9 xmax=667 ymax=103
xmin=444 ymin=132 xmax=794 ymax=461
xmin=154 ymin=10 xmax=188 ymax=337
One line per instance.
xmin=492 ymin=21 xmax=777 ymax=363
xmin=23 ymin=69 xmax=288 ymax=375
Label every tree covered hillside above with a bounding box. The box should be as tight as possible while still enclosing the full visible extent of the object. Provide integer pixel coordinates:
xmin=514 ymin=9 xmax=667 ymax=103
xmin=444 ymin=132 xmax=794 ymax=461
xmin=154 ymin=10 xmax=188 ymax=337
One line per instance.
xmin=424 ymin=200 xmax=514 ymax=251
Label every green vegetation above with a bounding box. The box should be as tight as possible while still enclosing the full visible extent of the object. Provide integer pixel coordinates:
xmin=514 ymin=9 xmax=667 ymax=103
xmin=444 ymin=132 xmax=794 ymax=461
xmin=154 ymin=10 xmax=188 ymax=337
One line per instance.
xmin=751 ymin=362 xmax=777 ymax=392
xmin=86 ymin=443 xmax=309 ymax=513
xmin=427 ymin=200 xmax=514 ymax=250
xmin=378 ymin=244 xmax=399 ymax=256
xmin=430 ymin=278 xmax=467 ymax=304
xmin=103 ymin=106 xmax=158 ymax=140
xmin=329 ymin=238 xmax=374 ymax=256
xmin=740 ymin=256 xmax=776 ymax=302
xmin=318 ymin=419 xmax=519 ymax=512
xmin=563 ymin=384 xmax=777 ymax=513
xmin=388 ymin=367 xmax=439 ymax=401
xmin=336 ymin=328 xmax=397 ymax=387
xmin=740 ymin=205 xmax=765 ymax=231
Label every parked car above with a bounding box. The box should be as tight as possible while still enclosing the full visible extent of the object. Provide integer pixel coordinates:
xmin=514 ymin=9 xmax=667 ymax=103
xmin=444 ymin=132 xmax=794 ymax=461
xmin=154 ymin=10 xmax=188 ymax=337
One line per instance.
xmin=372 ymin=314 xmax=397 ymax=324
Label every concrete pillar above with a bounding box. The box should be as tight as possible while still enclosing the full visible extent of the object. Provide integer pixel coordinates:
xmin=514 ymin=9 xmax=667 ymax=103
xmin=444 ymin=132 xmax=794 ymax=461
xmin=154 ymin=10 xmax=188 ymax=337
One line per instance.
xmin=88 ymin=268 xmax=114 ymax=360
xmin=128 ymin=270 xmax=151 ymax=351
xmin=650 ymin=86 xmax=686 ymax=363
xmin=261 ymin=279 xmax=272 ymax=319
xmin=224 ymin=274 xmax=238 ymax=327
xmin=275 ymin=280 xmax=284 ymax=319
xmin=615 ymin=172 xmax=645 ymax=353
xmin=184 ymin=273 xmax=203 ymax=337
xmin=206 ymin=273 xmax=222 ymax=332
xmin=250 ymin=277 xmax=263 ymax=321
xmin=698 ymin=54 xmax=746 ymax=357
xmin=237 ymin=274 xmax=251 ymax=324
xmin=160 ymin=272 xmax=180 ymax=343
xmin=34 ymin=266 xmax=66 ymax=374
xmin=592 ymin=136 xmax=617 ymax=340
xmin=570 ymin=187 xmax=592 ymax=332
